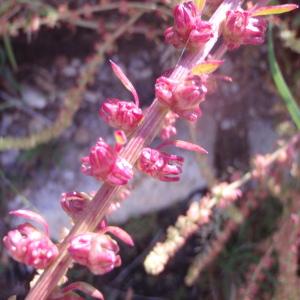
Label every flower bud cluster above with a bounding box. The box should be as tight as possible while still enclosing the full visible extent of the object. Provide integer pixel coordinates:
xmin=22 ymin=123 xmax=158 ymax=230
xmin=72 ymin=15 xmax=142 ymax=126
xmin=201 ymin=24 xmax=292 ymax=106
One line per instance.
xmin=81 ymin=137 xmax=133 ymax=185
xmin=99 ymin=60 xmax=144 ymax=133
xmin=165 ymin=1 xmax=213 ymax=49
xmin=138 ymin=147 xmax=184 ymax=182
xmin=155 ymin=75 xmax=207 ymax=121
xmin=222 ymin=9 xmax=267 ymax=50
xmin=3 ymin=210 xmax=58 ymax=269
xmin=99 ymin=99 xmax=143 ymax=132
xmin=222 ymin=4 xmax=298 ymax=50
xmin=68 ymin=226 xmax=133 ymax=275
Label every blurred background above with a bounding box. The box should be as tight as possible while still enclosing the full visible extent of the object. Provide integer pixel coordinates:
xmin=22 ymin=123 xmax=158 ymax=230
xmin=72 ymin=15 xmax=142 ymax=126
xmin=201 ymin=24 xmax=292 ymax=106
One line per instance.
xmin=0 ymin=0 xmax=300 ymax=299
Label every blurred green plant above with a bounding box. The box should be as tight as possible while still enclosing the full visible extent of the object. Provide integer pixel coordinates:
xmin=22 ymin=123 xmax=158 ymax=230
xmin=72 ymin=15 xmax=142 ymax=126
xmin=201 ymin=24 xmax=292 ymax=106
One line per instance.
xmin=0 ymin=14 xmax=141 ymax=151
xmin=268 ymin=24 xmax=300 ymax=130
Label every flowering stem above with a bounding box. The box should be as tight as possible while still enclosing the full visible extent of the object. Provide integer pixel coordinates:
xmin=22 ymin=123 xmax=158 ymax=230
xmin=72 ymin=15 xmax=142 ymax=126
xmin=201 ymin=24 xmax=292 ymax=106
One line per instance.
xmin=26 ymin=1 xmax=240 ymax=299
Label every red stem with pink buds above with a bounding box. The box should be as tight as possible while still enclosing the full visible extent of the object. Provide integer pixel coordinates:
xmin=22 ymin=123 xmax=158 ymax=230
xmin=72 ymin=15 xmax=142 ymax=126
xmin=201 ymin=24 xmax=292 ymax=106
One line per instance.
xmin=25 ymin=0 xmax=262 ymax=298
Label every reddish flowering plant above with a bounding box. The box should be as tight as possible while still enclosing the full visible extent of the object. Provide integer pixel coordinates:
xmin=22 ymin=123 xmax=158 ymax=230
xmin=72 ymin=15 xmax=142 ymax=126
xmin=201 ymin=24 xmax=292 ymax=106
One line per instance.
xmin=68 ymin=225 xmax=133 ymax=275
xmin=8 ymin=1 xmax=298 ymax=299
xmin=3 ymin=210 xmax=58 ymax=269
xmin=222 ymin=4 xmax=298 ymax=49
xmin=99 ymin=60 xmax=143 ymax=133
xmin=81 ymin=135 xmax=133 ymax=185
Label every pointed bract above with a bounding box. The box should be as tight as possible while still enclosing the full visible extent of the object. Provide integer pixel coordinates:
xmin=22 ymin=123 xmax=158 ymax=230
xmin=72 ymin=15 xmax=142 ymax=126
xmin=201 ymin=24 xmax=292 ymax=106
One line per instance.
xmin=62 ymin=282 xmax=104 ymax=300
xmin=252 ymin=4 xmax=298 ymax=17
xmin=9 ymin=209 xmax=49 ymax=236
xmin=104 ymin=226 xmax=134 ymax=247
xmin=195 ymin=0 xmax=206 ymax=12
xmin=191 ymin=60 xmax=223 ymax=75
xmin=110 ymin=60 xmax=139 ymax=106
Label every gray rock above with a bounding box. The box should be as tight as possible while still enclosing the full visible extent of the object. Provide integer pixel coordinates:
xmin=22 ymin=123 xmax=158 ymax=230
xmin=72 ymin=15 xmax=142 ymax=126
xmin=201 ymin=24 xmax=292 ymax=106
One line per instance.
xmin=21 ymin=85 xmax=47 ymax=109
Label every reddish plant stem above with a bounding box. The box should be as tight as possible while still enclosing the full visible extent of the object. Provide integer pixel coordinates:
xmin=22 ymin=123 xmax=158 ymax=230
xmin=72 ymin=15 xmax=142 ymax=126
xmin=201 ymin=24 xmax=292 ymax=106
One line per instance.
xmin=26 ymin=1 xmax=240 ymax=299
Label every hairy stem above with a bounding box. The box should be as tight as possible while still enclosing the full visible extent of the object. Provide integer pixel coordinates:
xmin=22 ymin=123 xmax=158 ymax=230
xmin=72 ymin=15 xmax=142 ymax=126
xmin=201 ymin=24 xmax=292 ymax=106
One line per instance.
xmin=26 ymin=1 xmax=240 ymax=299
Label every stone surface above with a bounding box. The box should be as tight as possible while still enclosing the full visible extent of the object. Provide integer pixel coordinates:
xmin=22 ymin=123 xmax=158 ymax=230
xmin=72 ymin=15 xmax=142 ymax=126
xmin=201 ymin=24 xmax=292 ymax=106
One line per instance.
xmin=21 ymin=85 xmax=47 ymax=109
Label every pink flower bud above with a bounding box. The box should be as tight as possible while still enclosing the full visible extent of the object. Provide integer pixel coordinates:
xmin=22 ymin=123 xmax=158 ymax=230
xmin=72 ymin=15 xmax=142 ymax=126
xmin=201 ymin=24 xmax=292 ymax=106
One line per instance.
xmin=81 ymin=138 xmax=116 ymax=180
xmin=155 ymin=75 xmax=207 ymax=121
xmin=99 ymin=98 xmax=143 ymax=132
xmin=165 ymin=1 xmax=213 ymax=49
xmin=60 ymin=192 xmax=92 ymax=222
xmin=81 ymin=138 xmax=133 ymax=185
xmin=155 ymin=76 xmax=176 ymax=106
xmin=69 ymin=225 xmax=133 ymax=276
xmin=173 ymin=1 xmax=197 ymax=36
xmin=69 ymin=232 xmax=121 ymax=275
xmin=137 ymin=148 xmax=184 ymax=182
xmin=106 ymin=157 xmax=133 ymax=186
xmin=222 ymin=9 xmax=267 ymax=49
xmin=3 ymin=223 xmax=58 ymax=269
xmin=173 ymin=75 xmax=207 ymax=121
xmin=99 ymin=60 xmax=144 ymax=132
xmin=164 ymin=26 xmax=184 ymax=48
xmin=189 ymin=20 xmax=213 ymax=48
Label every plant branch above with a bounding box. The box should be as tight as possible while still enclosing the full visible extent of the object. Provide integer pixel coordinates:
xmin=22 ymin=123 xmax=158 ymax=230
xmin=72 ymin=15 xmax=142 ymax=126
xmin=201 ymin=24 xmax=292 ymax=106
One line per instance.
xmin=26 ymin=1 xmax=240 ymax=299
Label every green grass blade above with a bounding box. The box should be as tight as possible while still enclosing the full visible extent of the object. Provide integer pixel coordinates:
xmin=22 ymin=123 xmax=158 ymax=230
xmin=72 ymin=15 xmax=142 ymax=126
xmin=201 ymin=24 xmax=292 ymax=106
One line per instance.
xmin=3 ymin=34 xmax=18 ymax=72
xmin=268 ymin=24 xmax=300 ymax=130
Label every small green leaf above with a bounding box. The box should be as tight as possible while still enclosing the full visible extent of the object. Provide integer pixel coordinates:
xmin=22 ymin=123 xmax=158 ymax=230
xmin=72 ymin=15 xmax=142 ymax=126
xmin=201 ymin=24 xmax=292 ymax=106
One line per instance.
xmin=252 ymin=4 xmax=298 ymax=17
xmin=3 ymin=34 xmax=18 ymax=71
xmin=268 ymin=25 xmax=300 ymax=130
xmin=191 ymin=60 xmax=223 ymax=75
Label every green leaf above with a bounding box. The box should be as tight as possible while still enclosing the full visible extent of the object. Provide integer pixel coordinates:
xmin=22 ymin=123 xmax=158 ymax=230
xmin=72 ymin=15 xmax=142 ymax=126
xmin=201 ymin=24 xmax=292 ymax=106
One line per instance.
xmin=268 ymin=25 xmax=300 ymax=130
xmin=252 ymin=4 xmax=298 ymax=17
xmin=3 ymin=34 xmax=18 ymax=71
